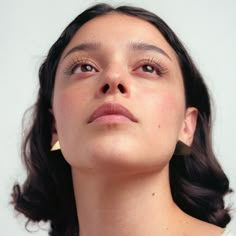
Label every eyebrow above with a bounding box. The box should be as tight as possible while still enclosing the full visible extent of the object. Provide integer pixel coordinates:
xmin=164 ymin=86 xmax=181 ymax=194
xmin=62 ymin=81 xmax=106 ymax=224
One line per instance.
xmin=130 ymin=42 xmax=172 ymax=61
xmin=63 ymin=42 xmax=101 ymax=59
xmin=63 ymin=41 xmax=172 ymax=61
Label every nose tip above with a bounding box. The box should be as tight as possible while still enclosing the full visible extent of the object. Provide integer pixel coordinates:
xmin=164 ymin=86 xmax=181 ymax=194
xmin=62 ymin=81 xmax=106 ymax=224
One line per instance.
xmin=96 ymin=63 xmax=130 ymax=98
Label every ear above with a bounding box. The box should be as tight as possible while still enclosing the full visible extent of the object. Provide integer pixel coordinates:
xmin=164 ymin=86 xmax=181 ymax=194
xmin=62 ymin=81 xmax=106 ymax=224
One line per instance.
xmin=49 ymin=109 xmax=58 ymax=147
xmin=178 ymin=107 xmax=198 ymax=146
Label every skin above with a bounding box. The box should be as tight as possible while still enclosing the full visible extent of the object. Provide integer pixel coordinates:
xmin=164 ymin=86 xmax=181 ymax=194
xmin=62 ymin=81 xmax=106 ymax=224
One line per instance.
xmin=52 ymin=13 xmax=224 ymax=236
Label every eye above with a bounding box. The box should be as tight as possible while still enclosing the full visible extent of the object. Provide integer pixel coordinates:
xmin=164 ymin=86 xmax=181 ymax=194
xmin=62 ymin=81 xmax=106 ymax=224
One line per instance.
xmin=136 ymin=64 xmax=162 ymax=76
xmin=134 ymin=58 xmax=168 ymax=77
xmin=72 ymin=63 xmax=97 ymax=74
xmin=141 ymin=65 xmax=156 ymax=73
xmin=63 ymin=58 xmax=99 ymax=76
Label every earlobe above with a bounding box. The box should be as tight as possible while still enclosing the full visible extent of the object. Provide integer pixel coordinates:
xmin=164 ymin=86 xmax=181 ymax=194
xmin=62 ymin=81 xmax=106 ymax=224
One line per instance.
xmin=49 ymin=109 xmax=59 ymax=148
xmin=178 ymin=107 xmax=198 ymax=146
xmin=51 ymin=132 xmax=59 ymax=148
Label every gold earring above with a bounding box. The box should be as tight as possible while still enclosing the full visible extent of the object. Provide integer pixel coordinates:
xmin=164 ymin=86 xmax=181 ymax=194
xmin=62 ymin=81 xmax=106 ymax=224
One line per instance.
xmin=174 ymin=141 xmax=191 ymax=156
xmin=51 ymin=141 xmax=61 ymax=151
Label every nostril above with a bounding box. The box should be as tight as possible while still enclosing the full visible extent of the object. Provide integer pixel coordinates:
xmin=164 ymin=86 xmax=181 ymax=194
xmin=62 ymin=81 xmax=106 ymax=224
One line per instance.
xmin=101 ymin=83 xmax=126 ymax=94
xmin=118 ymin=84 xmax=125 ymax=93
xmin=102 ymin=84 xmax=110 ymax=93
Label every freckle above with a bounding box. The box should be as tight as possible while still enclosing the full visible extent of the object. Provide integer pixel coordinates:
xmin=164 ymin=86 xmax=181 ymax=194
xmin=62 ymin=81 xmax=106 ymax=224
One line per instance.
xmin=158 ymin=125 xmax=161 ymax=128
xmin=152 ymin=192 xmax=155 ymax=196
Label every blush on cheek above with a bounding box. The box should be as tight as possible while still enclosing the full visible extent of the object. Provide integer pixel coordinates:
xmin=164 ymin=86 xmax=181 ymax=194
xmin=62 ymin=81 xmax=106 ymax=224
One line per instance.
xmin=54 ymin=87 xmax=89 ymax=119
xmin=152 ymin=93 xmax=185 ymax=131
xmin=160 ymin=92 xmax=184 ymax=115
xmin=55 ymin=93 xmax=74 ymax=120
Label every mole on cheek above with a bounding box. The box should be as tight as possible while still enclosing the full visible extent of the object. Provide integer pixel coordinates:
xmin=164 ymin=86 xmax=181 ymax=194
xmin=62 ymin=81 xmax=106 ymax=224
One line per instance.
xmin=158 ymin=125 xmax=161 ymax=128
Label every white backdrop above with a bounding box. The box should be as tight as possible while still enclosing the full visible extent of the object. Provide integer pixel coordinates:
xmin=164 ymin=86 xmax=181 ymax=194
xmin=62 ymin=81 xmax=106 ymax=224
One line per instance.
xmin=0 ymin=0 xmax=235 ymax=234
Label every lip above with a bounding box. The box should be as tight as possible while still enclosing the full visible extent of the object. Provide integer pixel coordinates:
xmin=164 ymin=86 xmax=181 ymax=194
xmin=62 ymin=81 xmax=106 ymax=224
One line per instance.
xmin=88 ymin=103 xmax=138 ymax=124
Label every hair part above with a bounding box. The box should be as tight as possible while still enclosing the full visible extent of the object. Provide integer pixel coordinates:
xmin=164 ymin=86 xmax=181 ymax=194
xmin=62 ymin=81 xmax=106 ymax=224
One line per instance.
xmin=12 ymin=3 xmax=232 ymax=235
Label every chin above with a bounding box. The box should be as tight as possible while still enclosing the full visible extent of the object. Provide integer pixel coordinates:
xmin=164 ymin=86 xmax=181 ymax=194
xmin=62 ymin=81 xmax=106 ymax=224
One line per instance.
xmin=69 ymin=142 xmax=170 ymax=176
xmin=89 ymin=139 xmax=138 ymax=166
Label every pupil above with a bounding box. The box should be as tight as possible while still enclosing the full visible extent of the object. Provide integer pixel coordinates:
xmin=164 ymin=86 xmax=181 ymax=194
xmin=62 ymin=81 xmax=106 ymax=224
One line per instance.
xmin=82 ymin=64 xmax=92 ymax=71
xmin=144 ymin=65 xmax=153 ymax=72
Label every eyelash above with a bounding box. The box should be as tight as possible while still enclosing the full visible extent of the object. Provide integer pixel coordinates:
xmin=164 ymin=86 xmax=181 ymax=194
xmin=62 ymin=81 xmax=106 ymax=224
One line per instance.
xmin=135 ymin=58 xmax=168 ymax=76
xmin=63 ymin=57 xmax=98 ymax=75
xmin=63 ymin=57 xmax=168 ymax=77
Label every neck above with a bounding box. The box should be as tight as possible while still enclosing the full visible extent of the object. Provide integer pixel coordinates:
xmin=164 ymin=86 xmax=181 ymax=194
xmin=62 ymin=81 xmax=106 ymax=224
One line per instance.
xmin=72 ymin=166 xmax=186 ymax=236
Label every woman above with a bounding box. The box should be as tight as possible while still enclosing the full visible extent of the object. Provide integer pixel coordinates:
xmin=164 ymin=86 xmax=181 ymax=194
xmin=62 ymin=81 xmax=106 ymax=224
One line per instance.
xmin=12 ymin=3 xmax=234 ymax=236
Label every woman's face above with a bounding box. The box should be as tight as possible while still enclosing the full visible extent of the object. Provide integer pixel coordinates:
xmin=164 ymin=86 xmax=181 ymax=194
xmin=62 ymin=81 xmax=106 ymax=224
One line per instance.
xmin=52 ymin=13 xmax=197 ymax=175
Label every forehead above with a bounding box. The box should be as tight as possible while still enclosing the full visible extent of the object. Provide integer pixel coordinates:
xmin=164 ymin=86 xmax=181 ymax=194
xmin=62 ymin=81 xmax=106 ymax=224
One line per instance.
xmin=61 ymin=13 xmax=177 ymax=62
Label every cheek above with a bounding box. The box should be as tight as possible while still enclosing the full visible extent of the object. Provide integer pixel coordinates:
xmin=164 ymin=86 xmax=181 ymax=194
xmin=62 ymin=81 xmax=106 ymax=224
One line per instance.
xmin=52 ymin=85 xmax=93 ymax=163
xmin=140 ymin=86 xmax=185 ymax=133
xmin=159 ymin=94 xmax=184 ymax=118
xmin=53 ymin=86 xmax=90 ymax=136
xmin=141 ymin=88 xmax=186 ymax=160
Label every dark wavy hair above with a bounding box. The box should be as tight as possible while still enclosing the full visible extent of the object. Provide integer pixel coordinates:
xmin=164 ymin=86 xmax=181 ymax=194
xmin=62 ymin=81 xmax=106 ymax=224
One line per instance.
xmin=11 ymin=3 xmax=232 ymax=236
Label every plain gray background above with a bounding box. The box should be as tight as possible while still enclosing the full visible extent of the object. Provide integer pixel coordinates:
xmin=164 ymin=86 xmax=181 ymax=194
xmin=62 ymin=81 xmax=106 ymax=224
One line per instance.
xmin=0 ymin=0 xmax=235 ymax=234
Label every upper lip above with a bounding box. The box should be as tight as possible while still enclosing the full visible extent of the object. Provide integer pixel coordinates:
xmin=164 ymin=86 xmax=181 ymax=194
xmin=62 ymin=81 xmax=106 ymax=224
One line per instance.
xmin=88 ymin=103 xmax=138 ymax=123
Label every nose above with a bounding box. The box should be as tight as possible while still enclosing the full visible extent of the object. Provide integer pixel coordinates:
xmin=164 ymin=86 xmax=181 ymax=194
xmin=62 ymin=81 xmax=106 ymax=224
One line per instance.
xmin=96 ymin=65 xmax=130 ymax=98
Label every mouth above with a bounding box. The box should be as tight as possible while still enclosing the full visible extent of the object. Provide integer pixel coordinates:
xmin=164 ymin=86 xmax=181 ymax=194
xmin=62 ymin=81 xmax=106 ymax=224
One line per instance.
xmin=88 ymin=103 xmax=138 ymax=124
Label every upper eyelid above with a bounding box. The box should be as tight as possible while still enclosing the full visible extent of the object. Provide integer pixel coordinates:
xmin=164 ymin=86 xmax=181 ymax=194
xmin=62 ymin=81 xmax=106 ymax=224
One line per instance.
xmin=62 ymin=54 xmax=168 ymax=72
xmin=134 ymin=57 xmax=168 ymax=69
xmin=135 ymin=58 xmax=160 ymax=66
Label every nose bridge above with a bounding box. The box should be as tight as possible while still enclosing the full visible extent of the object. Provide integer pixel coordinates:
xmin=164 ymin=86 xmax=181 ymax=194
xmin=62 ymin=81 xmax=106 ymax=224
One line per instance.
xmin=102 ymin=44 xmax=128 ymax=83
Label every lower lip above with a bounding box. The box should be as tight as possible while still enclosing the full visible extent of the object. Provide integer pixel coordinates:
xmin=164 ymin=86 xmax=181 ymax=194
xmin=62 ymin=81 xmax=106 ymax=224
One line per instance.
xmin=90 ymin=115 xmax=132 ymax=124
